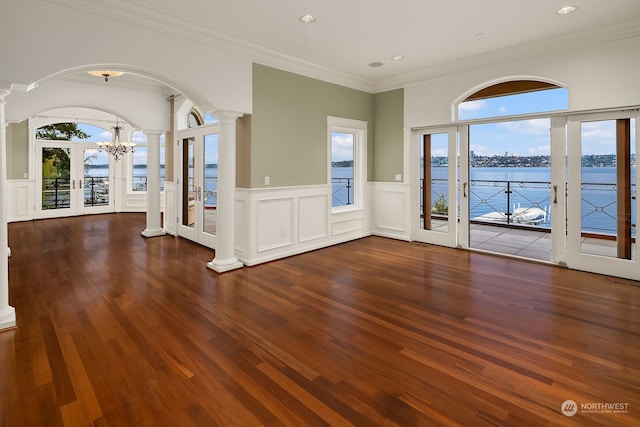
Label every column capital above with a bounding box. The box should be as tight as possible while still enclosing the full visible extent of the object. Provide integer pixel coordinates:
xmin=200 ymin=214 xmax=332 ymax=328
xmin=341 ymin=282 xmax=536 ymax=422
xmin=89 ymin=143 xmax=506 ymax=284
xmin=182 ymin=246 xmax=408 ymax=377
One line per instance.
xmin=143 ymin=129 xmax=165 ymax=139
xmin=213 ymin=110 xmax=244 ymax=124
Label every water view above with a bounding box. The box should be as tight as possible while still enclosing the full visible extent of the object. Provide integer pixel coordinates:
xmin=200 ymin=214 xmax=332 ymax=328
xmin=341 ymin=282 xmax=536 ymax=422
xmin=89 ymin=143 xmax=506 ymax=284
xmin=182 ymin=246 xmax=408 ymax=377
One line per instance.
xmin=428 ymin=166 xmax=636 ymax=236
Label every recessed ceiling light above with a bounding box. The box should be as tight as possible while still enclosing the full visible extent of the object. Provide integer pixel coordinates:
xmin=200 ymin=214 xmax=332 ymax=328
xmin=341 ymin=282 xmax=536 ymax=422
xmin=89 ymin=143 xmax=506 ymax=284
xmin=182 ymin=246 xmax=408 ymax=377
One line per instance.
xmin=369 ymin=62 xmax=384 ymax=68
xmin=300 ymin=14 xmax=316 ymax=23
xmin=391 ymin=55 xmax=404 ymax=61
xmin=556 ymin=6 xmax=577 ymax=15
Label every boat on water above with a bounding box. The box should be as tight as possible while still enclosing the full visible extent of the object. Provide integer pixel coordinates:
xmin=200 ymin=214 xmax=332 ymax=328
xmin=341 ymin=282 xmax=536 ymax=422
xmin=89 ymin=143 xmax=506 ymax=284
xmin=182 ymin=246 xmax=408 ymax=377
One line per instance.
xmin=473 ymin=204 xmax=549 ymax=225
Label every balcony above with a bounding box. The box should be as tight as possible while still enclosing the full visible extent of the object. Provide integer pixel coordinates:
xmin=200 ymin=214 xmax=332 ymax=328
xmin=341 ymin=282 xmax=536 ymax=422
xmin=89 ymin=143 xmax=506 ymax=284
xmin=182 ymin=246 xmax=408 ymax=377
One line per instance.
xmin=424 ymin=178 xmax=637 ymax=262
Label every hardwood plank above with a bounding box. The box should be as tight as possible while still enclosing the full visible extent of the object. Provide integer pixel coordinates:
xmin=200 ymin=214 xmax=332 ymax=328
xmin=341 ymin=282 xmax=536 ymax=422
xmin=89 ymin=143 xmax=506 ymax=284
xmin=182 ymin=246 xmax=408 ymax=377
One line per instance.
xmin=3 ymin=213 xmax=640 ymax=426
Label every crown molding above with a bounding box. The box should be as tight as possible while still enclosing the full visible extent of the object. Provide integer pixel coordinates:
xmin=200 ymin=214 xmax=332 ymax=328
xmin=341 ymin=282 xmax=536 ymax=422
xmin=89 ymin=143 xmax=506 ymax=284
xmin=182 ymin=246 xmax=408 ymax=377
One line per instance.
xmin=44 ymin=1 xmax=640 ymax=95
xmin=373 ymin=18 xmax=640 ymax=93
xmin=45 ymin=0 xmax=376 ymax=92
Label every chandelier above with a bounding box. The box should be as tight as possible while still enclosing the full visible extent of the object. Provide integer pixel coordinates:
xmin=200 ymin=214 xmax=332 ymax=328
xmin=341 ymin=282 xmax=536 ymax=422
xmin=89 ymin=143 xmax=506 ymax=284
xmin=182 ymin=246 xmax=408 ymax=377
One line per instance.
xmin=96 ymin=119 xmax=135 ymax=160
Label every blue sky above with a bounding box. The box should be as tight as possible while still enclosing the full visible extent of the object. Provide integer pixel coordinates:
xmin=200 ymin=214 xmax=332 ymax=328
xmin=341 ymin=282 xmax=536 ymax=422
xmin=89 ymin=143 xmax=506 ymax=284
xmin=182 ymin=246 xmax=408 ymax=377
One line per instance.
xmin=458 ymin=88 xmax=635 ymax=156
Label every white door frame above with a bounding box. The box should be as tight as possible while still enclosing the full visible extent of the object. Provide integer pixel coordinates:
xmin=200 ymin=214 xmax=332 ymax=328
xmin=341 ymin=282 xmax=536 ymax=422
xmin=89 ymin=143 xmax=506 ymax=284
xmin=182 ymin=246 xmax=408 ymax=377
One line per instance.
xmin=35 ymin=141 xmax=115 ymax=219
xmin=411 ymin=126 xmax=458 ymax=248
xmin=566 ymin=111 xmax=639 ymax=280
xmin=176 ymin=124 xmax=219 ymax=249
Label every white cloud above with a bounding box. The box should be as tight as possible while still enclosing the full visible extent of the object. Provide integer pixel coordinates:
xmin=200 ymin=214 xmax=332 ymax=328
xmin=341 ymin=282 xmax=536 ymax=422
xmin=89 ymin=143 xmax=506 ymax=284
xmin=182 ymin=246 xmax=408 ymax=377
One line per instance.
xmin=497 ymin=118 xmax=550 ymax=136
xmin=132 ymin=131 xmax=148 ymax=144
xmin=458 ymin=100 xmax=487 ymax=119
xmin=331 ymin=132 xmax=354 ymax=161
xmin=469 ymin=144 xmax=488 ymax=154
xmin=527 ymin=145 xmax=551 ymax=155
xmin=459 ymin=99 xmax=487 ymax=112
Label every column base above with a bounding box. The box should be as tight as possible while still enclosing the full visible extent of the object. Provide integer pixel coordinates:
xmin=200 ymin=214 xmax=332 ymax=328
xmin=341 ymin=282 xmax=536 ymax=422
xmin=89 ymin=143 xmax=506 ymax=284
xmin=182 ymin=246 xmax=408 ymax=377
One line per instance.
xmin=207 ymin=258 xmax=243 ymax=273
xmin=0 ymin=306 xmax=16 ymax=331
xmin=141 ymin=229 xmax=166 ymax=238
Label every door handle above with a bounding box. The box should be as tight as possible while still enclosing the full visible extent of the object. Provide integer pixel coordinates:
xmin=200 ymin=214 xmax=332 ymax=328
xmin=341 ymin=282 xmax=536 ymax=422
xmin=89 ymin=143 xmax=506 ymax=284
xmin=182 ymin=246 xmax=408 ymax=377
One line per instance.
xmin=197 ymin=186 xmax=202 ymax=201
xmin=553 ymin=185 xmax=558 ymax=204
xmin=463 ymin=182 xmax=467 ymax=198
xmin=72 ymin=180 xmax=75 ymax=190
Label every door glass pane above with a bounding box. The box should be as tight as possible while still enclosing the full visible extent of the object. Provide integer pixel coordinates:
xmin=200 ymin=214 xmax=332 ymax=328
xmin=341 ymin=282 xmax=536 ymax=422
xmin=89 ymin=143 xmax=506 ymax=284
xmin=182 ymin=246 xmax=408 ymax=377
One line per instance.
xmin=182 ymin=137 xmax=196 ymax=228
xmin=467 ymin=119 xmax=552 ymax=261
xmin=83 ymin=148 xmax=109 ymax=206
xmin=132 ymin=146 xmax=147 ymax=191
xmin=420 ymin=133 xmax=449 ymax=232
xmin=203 ymin=134 xmax=218 ymax=235
xmin=580 ymin=119 xmax=636 ymax=260
xmin=42 ymin=147 xmax=71 ymax=210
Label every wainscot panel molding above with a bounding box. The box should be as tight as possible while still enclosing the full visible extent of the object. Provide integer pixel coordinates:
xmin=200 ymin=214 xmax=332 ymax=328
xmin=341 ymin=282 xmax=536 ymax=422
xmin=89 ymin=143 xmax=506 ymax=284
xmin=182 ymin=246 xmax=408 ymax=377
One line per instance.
xmin=236 ymin=185 xmax=369 ymax=266
xmin=298 ymin=194 xmax=329 ymax=243
xmin=370 ymin=182 xmax=411 ymax=241
xmin=120 ymin=192 xmax=148 ymax=212
xmin=234 ymin=199 xmax=246 ymax=253
xmin=163 ymin=181 xmax=177 ymax=235
xmin=257 ymin=197 xmax=294 ymax=252
xmin=8 ymin=180 xmax=34 ymax=222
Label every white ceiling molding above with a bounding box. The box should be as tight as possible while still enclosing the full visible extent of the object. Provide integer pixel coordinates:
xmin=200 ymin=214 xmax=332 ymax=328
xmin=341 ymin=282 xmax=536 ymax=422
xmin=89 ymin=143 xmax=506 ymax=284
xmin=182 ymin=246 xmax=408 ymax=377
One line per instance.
xmin=44 ymin=0 xmax=640 ymax=94
xmin=374 ymin=19 xmax=640 ymax=93
xmin=45 ymin=0 xmax=375 ymax=92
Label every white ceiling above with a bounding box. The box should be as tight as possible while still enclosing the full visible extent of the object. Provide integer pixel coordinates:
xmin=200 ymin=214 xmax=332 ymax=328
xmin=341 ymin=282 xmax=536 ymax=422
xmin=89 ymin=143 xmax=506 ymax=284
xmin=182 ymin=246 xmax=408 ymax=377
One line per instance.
xmin=61 ymin=0 xmax=640 ymax=93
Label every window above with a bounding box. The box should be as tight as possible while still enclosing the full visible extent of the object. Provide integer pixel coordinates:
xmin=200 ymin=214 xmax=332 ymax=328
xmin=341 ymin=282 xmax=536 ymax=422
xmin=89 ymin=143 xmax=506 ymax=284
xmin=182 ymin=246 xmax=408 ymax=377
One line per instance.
xmin=328 ymin=116 xmax=367 ymax=210
xmin=187 ymin=108 xmax=218 ymax=128
xmin=458 ymin=81 xmax=568 ymax=120
xmin=130 ymin=131 xmax=166 ymax=191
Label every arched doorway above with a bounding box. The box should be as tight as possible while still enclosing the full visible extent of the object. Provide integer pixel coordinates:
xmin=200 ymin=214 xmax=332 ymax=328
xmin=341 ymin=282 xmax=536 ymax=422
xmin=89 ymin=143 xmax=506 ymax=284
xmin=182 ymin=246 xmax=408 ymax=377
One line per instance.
xmin=413 ymin=79 xmax=569 ymax=263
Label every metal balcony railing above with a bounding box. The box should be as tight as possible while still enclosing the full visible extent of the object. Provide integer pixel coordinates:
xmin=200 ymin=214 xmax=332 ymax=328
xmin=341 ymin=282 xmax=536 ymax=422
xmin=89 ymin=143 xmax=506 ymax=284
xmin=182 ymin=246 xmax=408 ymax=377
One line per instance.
xmin=421 ymin=178 xmax=636 ymax=237
xmin=132 ymin=176 xmax=167 ymax=192
xmin=332 ymin=177 xmax=353 ymax=207
xmin=42 ymin=177 xmax=71 ymax=209
xmin=84 ymin=176 xmax=109 ymax=206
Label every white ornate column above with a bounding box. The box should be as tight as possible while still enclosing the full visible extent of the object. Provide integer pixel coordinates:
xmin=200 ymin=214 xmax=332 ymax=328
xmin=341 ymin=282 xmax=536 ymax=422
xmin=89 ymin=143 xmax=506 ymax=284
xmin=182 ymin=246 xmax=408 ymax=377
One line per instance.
xmin=207 ymin=111 xmax=243 ymax=273
xmin=141 ymin=130 xmax=166 ymax=237
xmin=0 ymin=88 xmax=16 ymax=330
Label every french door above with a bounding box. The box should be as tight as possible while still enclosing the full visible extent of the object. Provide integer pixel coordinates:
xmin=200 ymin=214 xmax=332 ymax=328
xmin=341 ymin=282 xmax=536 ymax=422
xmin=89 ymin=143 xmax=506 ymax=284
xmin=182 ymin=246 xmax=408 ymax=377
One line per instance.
xmin=412 ymin=126 xmax=459 ymax=247
xmin=36 ymin=141 xmax=114 ymax=218
xmin=566 ymin=111 xmax=638 ymax=280
xmin=177 ymin=125 xmax=219 ymax=249
xmin=412 ymin=111 xmax=639 ymax=281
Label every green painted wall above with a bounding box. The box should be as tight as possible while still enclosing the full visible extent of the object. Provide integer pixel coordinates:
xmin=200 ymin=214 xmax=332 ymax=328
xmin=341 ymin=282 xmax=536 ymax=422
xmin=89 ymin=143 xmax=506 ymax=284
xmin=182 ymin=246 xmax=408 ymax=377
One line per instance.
xmin=373 ymin=89 xmax=404 ymax=182
xmin=246 ymin=64 xmax=374 ymax=188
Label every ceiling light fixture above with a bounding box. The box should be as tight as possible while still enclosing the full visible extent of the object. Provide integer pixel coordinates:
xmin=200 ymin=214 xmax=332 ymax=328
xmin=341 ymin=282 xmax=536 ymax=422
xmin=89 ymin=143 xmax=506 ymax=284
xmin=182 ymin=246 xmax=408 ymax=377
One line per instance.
xmin=88 ymin=70 xmax=125 ymax=82
xmin=96 ymin=118 xmax=135 ymax=161
xmin=299 ymin=14 xmax=316 ymax=23
xmin=556 ymin=6 xmax=577 ymax=15
xmin=391 ymin=55 xmax=405 ymax=61
xmin=368 ymin=62 xmax=384 ymax=68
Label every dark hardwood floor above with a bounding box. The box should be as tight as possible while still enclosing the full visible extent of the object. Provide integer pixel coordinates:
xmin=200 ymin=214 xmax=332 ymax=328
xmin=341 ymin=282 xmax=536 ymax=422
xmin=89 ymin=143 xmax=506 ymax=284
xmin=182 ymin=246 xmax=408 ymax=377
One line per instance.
xmin=2 ymin=213 xmax=639 ymax=426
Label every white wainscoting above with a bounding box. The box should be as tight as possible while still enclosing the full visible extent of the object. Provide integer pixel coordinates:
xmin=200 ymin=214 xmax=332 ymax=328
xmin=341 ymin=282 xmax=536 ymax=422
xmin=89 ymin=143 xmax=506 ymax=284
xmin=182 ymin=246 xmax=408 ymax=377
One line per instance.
xmin=163 ymin=181 xmax=177 ymax=235
xmin=236 ymin=184 xmax=369 ymax=266
xmin=234 ymin=182 xmax=411 ymax=266
xmin=7 ymin=180 xmax=34 ymax=222
xmin=370 ymin=182 xmax=411 ymax=241
xmin=7 ymin=178 xmax=166 ymax=223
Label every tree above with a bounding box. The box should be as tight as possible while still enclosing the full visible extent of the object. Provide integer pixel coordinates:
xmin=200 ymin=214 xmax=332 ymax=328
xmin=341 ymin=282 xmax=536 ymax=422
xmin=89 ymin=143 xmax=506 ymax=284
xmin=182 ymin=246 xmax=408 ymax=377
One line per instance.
xmin=36 ymin=123 xmax=90 ymax=140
